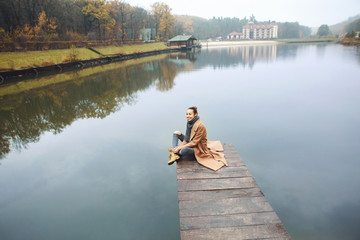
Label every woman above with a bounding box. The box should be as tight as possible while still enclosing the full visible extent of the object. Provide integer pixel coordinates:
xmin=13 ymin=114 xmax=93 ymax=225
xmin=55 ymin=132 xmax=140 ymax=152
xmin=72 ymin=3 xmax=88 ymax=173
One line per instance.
xmin=169 ymin=106 xmax=228 ymax=171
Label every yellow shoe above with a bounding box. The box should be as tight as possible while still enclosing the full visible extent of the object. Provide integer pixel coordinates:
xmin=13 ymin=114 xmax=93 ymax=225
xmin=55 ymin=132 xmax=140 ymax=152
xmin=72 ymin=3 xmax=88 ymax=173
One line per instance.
xmin=168 ymin=152 xmax=180 ymax=165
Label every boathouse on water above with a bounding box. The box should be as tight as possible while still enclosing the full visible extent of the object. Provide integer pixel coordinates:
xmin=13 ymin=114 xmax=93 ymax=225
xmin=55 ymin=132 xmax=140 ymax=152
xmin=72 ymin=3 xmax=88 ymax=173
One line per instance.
xmin=168 ymin=35 xmax=197 ymax=48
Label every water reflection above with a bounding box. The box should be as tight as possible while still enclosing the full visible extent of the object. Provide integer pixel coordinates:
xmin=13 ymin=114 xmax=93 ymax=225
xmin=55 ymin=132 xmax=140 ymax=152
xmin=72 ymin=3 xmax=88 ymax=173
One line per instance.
xmin=0 ymin=44 xmax=301 ymax=160
xmin=316 ymin=44 xmax=327 ymax=58
xmin=352 ymin=45 xmax=360 ymax=65
xmin=0 ymin=53 xmax=196 ymax=159
xmin=195 ymin=43 xmax=301 ymax=69
xmin=1 ymin=44 xmax=360 ymax=240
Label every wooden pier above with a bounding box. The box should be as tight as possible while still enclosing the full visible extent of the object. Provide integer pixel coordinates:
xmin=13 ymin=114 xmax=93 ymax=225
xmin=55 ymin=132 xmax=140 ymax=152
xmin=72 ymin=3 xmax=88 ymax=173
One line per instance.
xmin=176 ymin=143 xmax=291 ymax=240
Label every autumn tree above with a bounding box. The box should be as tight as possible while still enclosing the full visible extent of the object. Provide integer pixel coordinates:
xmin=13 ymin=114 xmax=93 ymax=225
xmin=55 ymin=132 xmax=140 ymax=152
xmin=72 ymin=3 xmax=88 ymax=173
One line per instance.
xmin=82 ymin=0 xmax=115 ymax=39
xmin=108 ymin=0 xmax=123 ymax=39
xmin=155 ymin=60 xmax=176 ymax=91
xmin=12 ymin=11 xmax=58 ymax=41
xmin=173 ymin=15 xmax=194 ymax=35
xmin=107 ymin=0 xmax=130 ymax=39
xmin=151 ymin=2 xmax=174 ymax=41
xmin=34 ymin=11 xmax=58 ymax=40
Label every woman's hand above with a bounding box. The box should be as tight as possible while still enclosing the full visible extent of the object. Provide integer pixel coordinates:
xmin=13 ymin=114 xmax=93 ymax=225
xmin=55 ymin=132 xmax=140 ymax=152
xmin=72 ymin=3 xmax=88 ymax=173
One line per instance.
xmin=173 ymin=146 xmax=181 ymax=154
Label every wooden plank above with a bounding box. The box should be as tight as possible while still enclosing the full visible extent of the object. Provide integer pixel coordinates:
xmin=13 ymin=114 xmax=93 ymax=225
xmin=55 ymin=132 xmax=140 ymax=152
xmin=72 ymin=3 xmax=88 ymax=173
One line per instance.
xmin=222 ymin=143 xmax=238 ymax=152
xmin=178 ymin=188 xmax=263 ymax=201
xmin=181 ymin=224 xmax=290 ymax=240
xmin=179 ymin=196 xmax=274 ymax=217
xmin=180 ymin=212 xmax=281 ymax=230
xmin=178 ymin=177 xmax=256 ymax=191
xmin=177 ymin=164 xmax=249 ymax=173
xmin=177 ymin=157 xmax=244 ymax=168
xmin=177 ymin=158 xmax=245 ymax=168
xmin=177 ymin=166 xmax=251 ymax=179
xmin=176 ymin=143 xmax=291 ymax=240
xmin=176 ymin=143 xmax=246 ymax=169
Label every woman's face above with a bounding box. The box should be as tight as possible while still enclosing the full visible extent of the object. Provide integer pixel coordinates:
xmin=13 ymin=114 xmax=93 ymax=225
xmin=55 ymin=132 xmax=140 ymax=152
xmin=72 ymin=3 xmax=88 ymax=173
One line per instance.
xmin=186 ymin=109 xmax=197 ymax=121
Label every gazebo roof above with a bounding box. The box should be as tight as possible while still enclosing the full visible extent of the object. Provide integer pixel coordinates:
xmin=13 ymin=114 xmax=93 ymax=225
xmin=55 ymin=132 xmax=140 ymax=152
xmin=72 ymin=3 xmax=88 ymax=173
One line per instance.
xmin=168 ymin=35 xmax=197 ymax=42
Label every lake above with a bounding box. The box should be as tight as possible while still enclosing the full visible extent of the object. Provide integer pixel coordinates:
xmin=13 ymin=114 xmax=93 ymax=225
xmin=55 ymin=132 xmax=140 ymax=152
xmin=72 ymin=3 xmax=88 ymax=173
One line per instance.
xmin=0 ymin=43 xmax=360 ymax=240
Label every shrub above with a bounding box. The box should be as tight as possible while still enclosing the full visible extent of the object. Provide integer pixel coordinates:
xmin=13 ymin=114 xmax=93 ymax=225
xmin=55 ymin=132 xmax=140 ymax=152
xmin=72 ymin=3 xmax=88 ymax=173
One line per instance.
xmin=65 ymin=45 xmax=79 ymax=62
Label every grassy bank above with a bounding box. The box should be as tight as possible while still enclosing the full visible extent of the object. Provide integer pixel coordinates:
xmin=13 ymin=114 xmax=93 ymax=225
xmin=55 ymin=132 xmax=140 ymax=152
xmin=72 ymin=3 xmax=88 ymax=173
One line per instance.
xmin=0 ymin=42 xmax=173 ymax=71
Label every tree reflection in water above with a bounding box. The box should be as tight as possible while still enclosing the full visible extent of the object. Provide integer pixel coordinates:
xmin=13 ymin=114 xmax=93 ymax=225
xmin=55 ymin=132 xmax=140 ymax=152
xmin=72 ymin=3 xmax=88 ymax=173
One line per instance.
xmin=0 ymin=52 xmax=197 ymax=160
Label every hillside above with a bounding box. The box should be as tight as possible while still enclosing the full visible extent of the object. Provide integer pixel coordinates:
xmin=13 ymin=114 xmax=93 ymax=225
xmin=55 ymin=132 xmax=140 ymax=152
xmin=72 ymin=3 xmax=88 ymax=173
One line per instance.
xmin=330 ymin=14 xmax=360 ymax=34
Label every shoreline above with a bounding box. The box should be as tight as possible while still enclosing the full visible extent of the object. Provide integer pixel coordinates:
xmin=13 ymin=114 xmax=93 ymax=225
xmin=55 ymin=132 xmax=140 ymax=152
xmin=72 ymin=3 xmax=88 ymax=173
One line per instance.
xmin=200 ymin=39 xmax=336 ymax=47
xmin=0 ymin=39 xmax=338 ymax=84
xmin=0 ymin=48 xmax=180 ymax=85
xmin=200 ymin=40 xmax=280 ymax=47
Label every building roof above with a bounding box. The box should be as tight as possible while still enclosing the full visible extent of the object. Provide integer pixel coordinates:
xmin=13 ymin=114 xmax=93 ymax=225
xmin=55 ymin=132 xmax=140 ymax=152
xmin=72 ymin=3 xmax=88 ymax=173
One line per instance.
xmin=168 ymin=35 xmax=197 ymax=42
xmin=243 ymin=22 xmax=278 ymax=29
xmin=227 ymin=31 xmax=242 ymax=36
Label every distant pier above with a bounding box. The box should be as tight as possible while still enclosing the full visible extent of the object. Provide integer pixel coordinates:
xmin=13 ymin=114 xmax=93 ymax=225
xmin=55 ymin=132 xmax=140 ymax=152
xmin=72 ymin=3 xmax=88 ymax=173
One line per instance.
xmin=176 ymin=143 xmax=291 ymax=240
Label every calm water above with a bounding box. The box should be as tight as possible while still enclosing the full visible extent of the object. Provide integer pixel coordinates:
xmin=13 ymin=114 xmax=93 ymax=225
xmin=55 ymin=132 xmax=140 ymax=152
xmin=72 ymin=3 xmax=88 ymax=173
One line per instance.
xmin=1 ymin=43 xmax=360 ymax=240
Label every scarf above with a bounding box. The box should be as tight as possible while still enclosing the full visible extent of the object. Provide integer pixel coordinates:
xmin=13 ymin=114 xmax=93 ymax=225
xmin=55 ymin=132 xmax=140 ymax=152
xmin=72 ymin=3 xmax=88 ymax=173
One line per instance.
xmin=185 ymin=115 xmax=200 ymax=142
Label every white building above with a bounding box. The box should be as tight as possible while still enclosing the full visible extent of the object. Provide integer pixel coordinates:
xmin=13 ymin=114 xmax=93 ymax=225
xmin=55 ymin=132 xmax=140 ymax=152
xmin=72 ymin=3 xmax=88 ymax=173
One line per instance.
xmin=242 ymin=22 xmax=278 ymax=40
xmin=227 ymin=31 xmax=243 ymax=40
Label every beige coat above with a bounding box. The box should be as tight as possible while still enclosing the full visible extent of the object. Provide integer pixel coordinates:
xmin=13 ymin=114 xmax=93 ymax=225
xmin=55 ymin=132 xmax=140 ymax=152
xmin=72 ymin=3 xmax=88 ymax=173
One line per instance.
xmin=180 ymin=119 xmax=228 ymax=171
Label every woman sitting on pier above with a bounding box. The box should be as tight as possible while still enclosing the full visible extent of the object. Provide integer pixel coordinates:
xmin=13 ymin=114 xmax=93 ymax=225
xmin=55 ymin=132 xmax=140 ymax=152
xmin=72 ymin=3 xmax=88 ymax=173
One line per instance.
xmin=168 ymin=106 xmax=228 ymax=171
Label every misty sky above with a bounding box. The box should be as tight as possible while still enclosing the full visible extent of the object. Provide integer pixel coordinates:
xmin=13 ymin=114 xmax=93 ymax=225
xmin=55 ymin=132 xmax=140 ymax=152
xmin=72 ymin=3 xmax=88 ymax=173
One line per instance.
xmin=129 ymin=0 xmax=360 ymax=27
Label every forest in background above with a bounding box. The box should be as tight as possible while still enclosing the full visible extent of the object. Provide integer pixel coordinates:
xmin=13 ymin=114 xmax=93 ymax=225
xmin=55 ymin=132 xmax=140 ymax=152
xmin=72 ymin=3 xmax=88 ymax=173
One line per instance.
xmin=0 ymin=0 xmax=359 ymax=44
xmin=0 ymin=0 xmax=175 ymax=42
